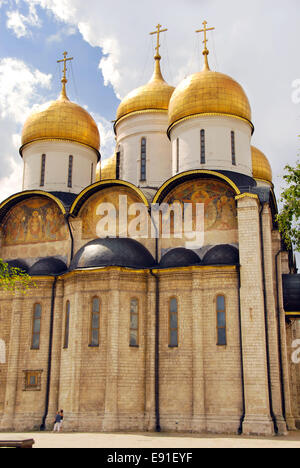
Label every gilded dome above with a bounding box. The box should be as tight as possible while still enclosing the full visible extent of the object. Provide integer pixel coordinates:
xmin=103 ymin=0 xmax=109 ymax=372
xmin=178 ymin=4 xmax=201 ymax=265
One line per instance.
xmin=20 ymin=85 xmax=100 ymax=155
xmin=251 ymin=146 xmax=272 ymax=183
xmin=96 ymin=154 xmax=117 ymax=181
xmin=115 ymin=57 xmax=174 ymax=126
xmin=168 ymin=55 xmax=253 ymax=134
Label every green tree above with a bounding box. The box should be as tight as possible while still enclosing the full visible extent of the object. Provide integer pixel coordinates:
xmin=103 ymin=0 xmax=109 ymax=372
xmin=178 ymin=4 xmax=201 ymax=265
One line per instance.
xmin=0 ymin=259 xmax=33 ymax=293
xmin=276 ymin=160 xmax=300 ymax=252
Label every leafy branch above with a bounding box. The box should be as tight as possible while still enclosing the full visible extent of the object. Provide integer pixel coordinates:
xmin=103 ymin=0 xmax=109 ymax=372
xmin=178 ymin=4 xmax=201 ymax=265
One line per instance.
xmin=276 ymin=160 xmax=300 ymax=252
xmin=0 ymin=258 xmax=35 ymax=293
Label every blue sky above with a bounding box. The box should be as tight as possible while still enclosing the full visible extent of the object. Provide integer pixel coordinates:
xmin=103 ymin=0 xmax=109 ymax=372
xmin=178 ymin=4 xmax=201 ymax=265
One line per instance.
xmin=0 ymin=1 xmax=299 ymax=217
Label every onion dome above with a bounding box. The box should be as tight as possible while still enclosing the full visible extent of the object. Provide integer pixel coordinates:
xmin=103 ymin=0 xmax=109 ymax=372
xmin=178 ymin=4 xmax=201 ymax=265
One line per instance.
xmin=251 ymin=146 xmax=273 ymax=184
xmin=202 ymin=245 xmax=239 ymax=266
xmin=96 ymin=154 xmax=117 ymax=181
xmin=29 ymin=257 xmax=67 ymax=276
xmin=20 ymin=58 xmax=100 ymax=157
xmin=160 ymin=248 xmax=201 ymax=268
xmin=168 ymin=43 xmax=253 ymax=135
xmin=70 ymin=238 xmax=155 ymax=270
xmin=115 ymin=53 xmax=174 ymax=128
xmin=7 ymin=259 xmax=29 ymax=273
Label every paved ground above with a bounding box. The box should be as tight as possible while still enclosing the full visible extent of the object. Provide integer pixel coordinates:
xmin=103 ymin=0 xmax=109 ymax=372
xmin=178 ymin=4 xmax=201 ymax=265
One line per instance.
xmin=0 ymin=431 xmax=300 ymax=448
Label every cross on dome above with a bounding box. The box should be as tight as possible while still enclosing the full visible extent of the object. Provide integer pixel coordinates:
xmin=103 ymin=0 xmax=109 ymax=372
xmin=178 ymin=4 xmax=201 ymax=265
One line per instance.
xmin=196 ymin=21 xmax=215 ymax=70
xmin=57 ymin=51 xmax=74 ymax=99
xmin=150 ymin=24 xmax=168 ymax=60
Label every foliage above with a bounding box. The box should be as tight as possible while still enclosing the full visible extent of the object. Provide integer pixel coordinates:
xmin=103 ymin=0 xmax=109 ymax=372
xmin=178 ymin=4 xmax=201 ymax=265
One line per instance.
xmin=0 ymin=258 xmax=34 ymax=293
xmin=276 ymin=160 xmax=300 ymax=252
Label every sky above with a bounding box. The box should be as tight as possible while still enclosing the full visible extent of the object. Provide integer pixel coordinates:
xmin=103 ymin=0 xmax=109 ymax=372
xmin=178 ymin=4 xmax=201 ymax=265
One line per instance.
xmin=0 ymin=0 xmax=299 ymax=253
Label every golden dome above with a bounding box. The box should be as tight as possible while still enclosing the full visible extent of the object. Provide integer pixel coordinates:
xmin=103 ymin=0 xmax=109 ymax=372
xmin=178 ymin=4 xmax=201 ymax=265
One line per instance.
xmin=115 ymin=56 xmax=174 ymax=126
xmin=96 ymin=154 xmax=117 ymax=181
xmin=168 ymin=53 xmax=253 ymax=134
xmin=251 ymin=146 xmax=272 ymax=183
xmin=20 ymin=84 xmax=100 ymax=155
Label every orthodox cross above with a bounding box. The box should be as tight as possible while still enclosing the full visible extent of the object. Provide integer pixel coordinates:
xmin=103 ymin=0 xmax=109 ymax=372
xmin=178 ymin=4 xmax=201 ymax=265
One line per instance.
xmin=196 ymin=21 xmax=215 ymax=52
xmin=150 ymin=24 xmax=168 ymax=58
xmin=57 ymin=51 xmax=74 ymax=82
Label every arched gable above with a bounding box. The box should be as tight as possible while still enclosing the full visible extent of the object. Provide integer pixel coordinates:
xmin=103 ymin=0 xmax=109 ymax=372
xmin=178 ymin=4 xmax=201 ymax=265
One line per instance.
xmin=153 ymin=171 xmax=239 ymax=249
xmin=0 ymin=192 xmax=68 ymax=247
xmin=70 ymin=180 xmax=149 ymax=217
xmin=153 ymin=170 xmax=241 ymax=205
xmin=70 ymin=180 xmax=150 ymax=241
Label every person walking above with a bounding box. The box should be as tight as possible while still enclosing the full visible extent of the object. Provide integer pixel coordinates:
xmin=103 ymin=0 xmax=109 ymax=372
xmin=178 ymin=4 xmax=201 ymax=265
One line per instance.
xmin=53 ymin=411 xmax=62 ymax=432
xmin=59 ymin=410 xmax=64 ymax=432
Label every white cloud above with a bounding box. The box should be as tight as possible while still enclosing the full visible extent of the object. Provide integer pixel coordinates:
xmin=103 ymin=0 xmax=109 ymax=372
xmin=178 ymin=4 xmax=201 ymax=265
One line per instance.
xmin=46 ymin=25 xmax=76 ymax=44
xmin=0 ymin=57 xmax=52 ymax=123
xmin=0 ymin=158 xmax=23 ymax=202
xmin=92 ymin=113 xmax=116 ymax=159
xmin=0 ymin=58 xmax=52 ymax=201
xmin=2 ymin=0 xmax=300 ymax=201
xmin=6 ymin=3 xmax=41 ymax=38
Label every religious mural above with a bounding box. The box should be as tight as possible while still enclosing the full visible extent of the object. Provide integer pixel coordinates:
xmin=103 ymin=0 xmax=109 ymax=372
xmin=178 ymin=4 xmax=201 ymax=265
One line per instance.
xmin=80 ymin=186 xmax=144 ymax=239
xmin=163 ymin=178 xmax=237 ymax=233
xmin=2 ymin=198 xmax=68 ymax=246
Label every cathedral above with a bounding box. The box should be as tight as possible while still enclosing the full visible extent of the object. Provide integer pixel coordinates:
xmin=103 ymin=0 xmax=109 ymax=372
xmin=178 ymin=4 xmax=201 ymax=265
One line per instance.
xmin=0 ymin=23 xmax=299 ymax=436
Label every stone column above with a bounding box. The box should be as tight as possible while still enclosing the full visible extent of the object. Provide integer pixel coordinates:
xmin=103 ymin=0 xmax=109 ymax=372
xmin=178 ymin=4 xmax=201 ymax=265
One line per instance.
xmin=191 ymin=270 xmax=206 ymax=432
xmin=261 ymin=204 xmax=287 ymax=434
xmin=65 ymin=277 xmax=84 ymax=430
xmin=273 ymin=233 xmax=296 ymax=431
xmin=236 ymin=194 xmax=274 ymax=435
xmin=46 ymin=279 xmax=64 ymax=428
xmin=144 ymin=273 xmax=156 ymax=431
xmin=102 ymin=270 xmax=120 ymax=431
xmin=0 ymin=293 xmax=23 ymax=430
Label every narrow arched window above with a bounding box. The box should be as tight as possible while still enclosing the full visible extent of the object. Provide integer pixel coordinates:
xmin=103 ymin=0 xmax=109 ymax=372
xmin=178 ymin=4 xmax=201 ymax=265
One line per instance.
xmin=200 ymin=129 xmax=205 ymax=164
xmin=68 ymin=155 xmax=73 ymax=188
xmin=176 ymin=138 xmax=180 ymax=173
xmin=216 ymin=295 xmax=226 ymax=346
xmin=63 ymin=301 xmax=70 ymax=349
xmin=116 ymin=151 xmax=121 ymax=180
xmin=31 ymin=304 xmax=42 ymax=349
xmin=89 ymin=297 xmax=100 ymax=347
xmin=40 ymin=154 xmax=46 ymax=187
xmin=231 ymin=131 xmax=236 ymax=165
xmin=169 ymin=298 xmax=178 ymax=347
xmin=140 ymin=138 xmax=146 ymax=181
xmin=90 ymin=163 xmax=94 ymax=185
xmin=130 ymin=298 xmax=139 ymax=347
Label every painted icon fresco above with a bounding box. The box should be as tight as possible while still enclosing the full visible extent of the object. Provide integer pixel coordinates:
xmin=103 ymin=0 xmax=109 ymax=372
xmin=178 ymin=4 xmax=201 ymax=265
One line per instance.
xmin=2 ymin=197 xmax=68 ymax=246
xmin=163 ymin=178 xmax=237 ymax=233
xmin=80 ymin=186 xmax=144 ymax=239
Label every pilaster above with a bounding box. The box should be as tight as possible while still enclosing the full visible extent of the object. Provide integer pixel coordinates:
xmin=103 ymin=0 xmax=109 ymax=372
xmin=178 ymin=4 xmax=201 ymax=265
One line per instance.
xmin=46 ymin=279 xmax=64 ymax=428
xmin=144 ymin=274 xmax=156 ymax=431
xmin=191 ymin=270 xmax=206 ymax=432
xmin=262 ymin=204 xmax=287 ymax=434
xmin=0 ymin=292 xmax=23 ymax=430
xmin=102 ymin=270 xmax=120 ymax=431
xmin=273 ymin=230 xmax=296 ymax=430
xmin=236 ymin=194 xmax=274 ymax=435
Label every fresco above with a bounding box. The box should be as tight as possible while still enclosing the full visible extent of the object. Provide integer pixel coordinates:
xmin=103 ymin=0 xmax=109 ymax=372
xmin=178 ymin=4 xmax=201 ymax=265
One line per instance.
xmin=80 ymin=186 xmax=144 ymax=239
xmin=2 ymin=198 xmax=68 ymax=246
xmin=163 ymin=178 xmax=237 ymax=233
